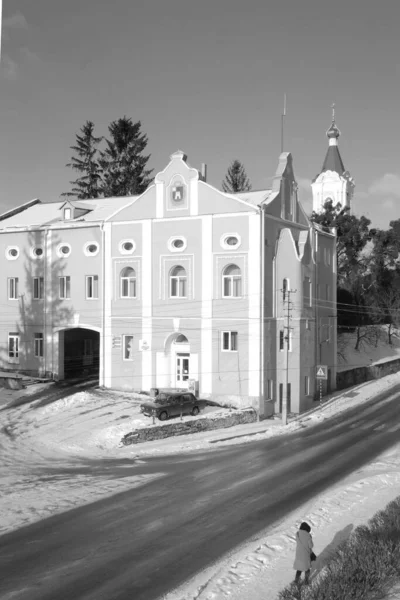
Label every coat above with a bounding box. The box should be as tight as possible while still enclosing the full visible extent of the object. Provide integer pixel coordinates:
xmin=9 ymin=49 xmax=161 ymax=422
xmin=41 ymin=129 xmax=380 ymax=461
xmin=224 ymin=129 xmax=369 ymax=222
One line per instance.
xmin=293 ymin=529 xmax=314 ymax=571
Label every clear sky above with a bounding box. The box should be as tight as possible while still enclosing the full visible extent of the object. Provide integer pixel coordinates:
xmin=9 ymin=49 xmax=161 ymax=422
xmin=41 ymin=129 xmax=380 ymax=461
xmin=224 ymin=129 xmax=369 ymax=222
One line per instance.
xmin=1 ymin=0 xmax=399 ymax=228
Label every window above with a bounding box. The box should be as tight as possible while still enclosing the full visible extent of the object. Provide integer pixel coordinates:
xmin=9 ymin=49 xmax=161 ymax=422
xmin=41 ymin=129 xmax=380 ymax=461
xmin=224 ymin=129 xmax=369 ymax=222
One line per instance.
xmin=123 ymin=335 xmax=134 ymax=360
xmin=305 ymin=375 xmax=310 ymax=396
xmin=84 ymin=242 xmax=99 ymax=256
xmin=31 ymin=247 xmax=43 ymax=259
xmin=222 ymin=264 xmax=242 ymax=297
xmin=168 ymin=236 xmax=187 ymax=252
xmin=282 ymin=278 xmax=289 ymax=302
xmin=59 ymin=276 xmax=71 ymax=299
xmin=221 ymin=331 xmax=238 ymax=352
xmin=119 ymin=240 xmax=136 ymax=255
xmin=6 ymin=246 xmax=19 ymax=260
xmin=8 ymin=333 xmax=19 ymax=360
xmin=279 ymin=330 xmax=284 ymax=350
xmin=306 ymin=319 xmax=311 ymax=330
xmin=34 ymin=333 xmax=44 ymax=358
xmin=57 ymin=243 xmax=71 ymax=258
xmin=170 ymin=266 xmax=187 ymax=298
xmin=64 ymin=208 xmax=72 ymax=220
xmin=86 ymin=275 xmax=99 ymax=299
xmin=33 ymin=277 xmax=44 ymax=300
xmin=267 ymin=379 xmax=273 ymax=400
xmin=120 ymin=267 xmax=136 ymax=298
xmin=220 ymin=233 xmax=241 ymax=250
xmin=303 ymin=277 xmax=312 ymax=307
xmin=8 ymin=278 xmax=18 ymax=300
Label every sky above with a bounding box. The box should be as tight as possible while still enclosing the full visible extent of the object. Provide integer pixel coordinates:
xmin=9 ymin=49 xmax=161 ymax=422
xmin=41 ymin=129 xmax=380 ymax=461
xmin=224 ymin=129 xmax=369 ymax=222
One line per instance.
xmin=1 ymin=0 xmax=400 ymax=228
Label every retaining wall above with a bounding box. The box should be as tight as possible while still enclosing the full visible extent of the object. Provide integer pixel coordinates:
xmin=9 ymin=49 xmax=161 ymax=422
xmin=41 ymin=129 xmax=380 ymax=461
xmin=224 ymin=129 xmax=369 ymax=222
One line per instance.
xmin=121 ymin=408 xmax=258 ymax=446
xmin=337 ymin=358 xmax=400 ymax=391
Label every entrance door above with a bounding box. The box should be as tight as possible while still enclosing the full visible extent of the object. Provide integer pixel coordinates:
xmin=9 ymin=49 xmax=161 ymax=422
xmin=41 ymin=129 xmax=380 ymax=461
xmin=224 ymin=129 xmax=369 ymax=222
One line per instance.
xmin=176 ymin=354 xmax=190 ymax=388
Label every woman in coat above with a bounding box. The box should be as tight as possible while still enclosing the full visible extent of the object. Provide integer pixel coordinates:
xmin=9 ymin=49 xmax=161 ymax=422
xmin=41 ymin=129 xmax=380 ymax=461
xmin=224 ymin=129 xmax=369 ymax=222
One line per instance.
xmin=293 ymin=522 xmax=314 ymax=584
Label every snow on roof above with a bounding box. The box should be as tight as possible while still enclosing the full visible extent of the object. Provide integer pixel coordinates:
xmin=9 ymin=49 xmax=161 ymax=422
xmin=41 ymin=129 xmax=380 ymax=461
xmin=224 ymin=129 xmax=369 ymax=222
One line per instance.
xmin=0 ymin=196 xmax=138 ymax=229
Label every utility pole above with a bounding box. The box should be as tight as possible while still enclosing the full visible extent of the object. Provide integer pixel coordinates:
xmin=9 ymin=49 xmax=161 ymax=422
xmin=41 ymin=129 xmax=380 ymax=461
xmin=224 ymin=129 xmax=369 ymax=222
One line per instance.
xmin=282 ymin=286 xmax=296 ymax=426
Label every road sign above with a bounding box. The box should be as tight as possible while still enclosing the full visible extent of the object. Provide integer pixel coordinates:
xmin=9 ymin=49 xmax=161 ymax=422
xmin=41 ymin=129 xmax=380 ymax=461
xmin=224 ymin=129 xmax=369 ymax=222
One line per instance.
xmin=316 ymin=365 xmax=328 ymax=379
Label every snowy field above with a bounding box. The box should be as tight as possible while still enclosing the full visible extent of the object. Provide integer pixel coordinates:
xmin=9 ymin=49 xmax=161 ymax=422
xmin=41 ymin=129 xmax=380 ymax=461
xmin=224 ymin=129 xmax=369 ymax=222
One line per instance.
xmin=337 ymin=325 xmax=400 ymax=372
xmin=1 ymin=371 xmax=400 ymax=599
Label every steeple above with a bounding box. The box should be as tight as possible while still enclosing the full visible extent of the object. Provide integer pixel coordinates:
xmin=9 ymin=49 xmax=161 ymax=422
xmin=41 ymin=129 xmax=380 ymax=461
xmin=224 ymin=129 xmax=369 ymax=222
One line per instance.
xmin=311 ymin=104 xmax=355 ymax=213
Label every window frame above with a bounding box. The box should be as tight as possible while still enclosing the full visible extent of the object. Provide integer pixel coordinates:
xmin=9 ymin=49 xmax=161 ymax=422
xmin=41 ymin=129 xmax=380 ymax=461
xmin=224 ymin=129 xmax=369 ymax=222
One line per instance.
xmin=86 ymin=275 xmax=99 ymax=300
xmin=6 ymin=246 xmax=19 ymax=260
xmin=34 ymin=333 xmax=44 ymax=358
xmin=120 ymin=267 xmax=137 ymax=299
xmin=123 ymin=335 xmax=134 ymax=361
xmin=57 ymin=243 xmax=72 ymax=258
xmin=8 ymin=277 xmax=19 ymax=300
xmin=222 ymin=264 xmax=242 ymax=298
xmin=221 ymin=330 xmax=238 ymax=352
xmin=279 ymin=330 xmax=284 ymax=351
xmin=8 ymin=332 xmax=19 ymax=361
xmin=33 ymin=277 xmax=44 ymax=300
xmin=83 ymin=242 xmax=100 ymax=257
xmin=170 ymin=266 xmax=187 ymax=298
xmin=267 ymin=379 xmax=273 ymax=400
xmin=59 ymin=276 xmax=71 ymax=299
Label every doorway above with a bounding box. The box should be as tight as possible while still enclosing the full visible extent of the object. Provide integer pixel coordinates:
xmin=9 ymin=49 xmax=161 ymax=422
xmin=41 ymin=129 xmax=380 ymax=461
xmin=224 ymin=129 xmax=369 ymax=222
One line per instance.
xmin=63 ymin=328 xmax=100 ymax=381
xmin=176 ymin=353 xmax=190 ymax=388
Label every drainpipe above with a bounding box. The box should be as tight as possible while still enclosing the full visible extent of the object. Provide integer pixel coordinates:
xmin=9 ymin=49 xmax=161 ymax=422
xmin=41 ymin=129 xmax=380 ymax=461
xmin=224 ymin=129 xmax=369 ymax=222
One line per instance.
xmin=314 ymin=226 xmax=319 ymax=397
xmin=100 ymin=222 xmax=106 ymax=388
xmin=44 ymin=227 xmax=49 ymax=378
xmin=259 ymin=205 xmax=265 ymax=419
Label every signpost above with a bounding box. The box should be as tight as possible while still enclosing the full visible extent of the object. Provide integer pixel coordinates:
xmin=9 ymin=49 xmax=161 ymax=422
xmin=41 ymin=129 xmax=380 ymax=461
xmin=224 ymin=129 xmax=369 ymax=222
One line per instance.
xmin=316 ymin=365 xmax=328 ymax=404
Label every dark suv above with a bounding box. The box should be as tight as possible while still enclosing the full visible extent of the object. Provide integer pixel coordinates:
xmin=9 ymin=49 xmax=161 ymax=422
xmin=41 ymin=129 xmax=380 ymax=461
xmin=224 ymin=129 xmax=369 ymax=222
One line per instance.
xmin=140 ymin=392 xmax=202 ymax=421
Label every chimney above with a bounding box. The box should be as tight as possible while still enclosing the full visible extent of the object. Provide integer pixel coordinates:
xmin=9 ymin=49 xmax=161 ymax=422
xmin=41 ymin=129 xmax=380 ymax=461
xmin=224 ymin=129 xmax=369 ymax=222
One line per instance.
xmin=201 ymin=163 xmax=207 ymax=182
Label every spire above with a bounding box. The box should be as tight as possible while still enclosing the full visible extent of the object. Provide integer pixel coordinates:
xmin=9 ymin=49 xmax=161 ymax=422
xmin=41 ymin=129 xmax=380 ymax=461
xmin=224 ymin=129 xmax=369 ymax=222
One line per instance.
xmin=321 ymin=103 xmax=344 ymax=174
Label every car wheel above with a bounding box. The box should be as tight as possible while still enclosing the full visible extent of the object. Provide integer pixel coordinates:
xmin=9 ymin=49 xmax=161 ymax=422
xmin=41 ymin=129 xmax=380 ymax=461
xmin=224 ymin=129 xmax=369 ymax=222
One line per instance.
xmin=192 ymin=406 xmax=200 ymax=416
xmin=159 ymin=411 xmax=168 ymax=421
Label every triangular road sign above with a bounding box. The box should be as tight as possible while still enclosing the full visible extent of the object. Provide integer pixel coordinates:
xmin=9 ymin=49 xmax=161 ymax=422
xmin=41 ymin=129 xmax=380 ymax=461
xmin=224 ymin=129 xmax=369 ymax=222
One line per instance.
xmin=317 ymin=367 xmax=325 ymax=376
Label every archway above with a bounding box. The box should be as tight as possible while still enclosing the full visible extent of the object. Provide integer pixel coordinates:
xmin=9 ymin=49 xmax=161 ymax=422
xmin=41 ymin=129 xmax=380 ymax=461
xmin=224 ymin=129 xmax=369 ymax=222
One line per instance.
xmin=58 ymin=327 xmax=100 ymax=382
xmin=159 ymin=333 xmax=191 ymax=388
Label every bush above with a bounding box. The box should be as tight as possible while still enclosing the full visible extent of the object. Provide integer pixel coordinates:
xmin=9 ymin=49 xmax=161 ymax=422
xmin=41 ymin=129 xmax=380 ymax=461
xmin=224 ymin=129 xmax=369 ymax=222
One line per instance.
xmin=277 ymin=496 xmax=400 ymax=600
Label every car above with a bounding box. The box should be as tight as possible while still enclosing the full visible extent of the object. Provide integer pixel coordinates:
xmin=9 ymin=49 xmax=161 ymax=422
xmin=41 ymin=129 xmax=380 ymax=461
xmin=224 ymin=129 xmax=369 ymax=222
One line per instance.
xmin=140 ymin=392 xmax=202 ymax=421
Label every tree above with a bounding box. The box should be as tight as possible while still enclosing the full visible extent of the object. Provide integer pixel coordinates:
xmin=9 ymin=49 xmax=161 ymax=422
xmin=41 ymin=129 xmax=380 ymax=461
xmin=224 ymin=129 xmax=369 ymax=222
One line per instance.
xmin=99 ymin=117 xmax=152 ymax=197
xmin=222 ymin=160 xmax=252 ymax=193
xmin=62 ymin=121 xmax=103 ymax=199
xmin=311 ymin=200 xmax=373 ymax=285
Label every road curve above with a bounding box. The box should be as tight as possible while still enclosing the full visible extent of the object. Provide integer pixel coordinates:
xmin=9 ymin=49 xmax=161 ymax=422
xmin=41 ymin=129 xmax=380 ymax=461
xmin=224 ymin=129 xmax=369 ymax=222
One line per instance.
xmin=1 ymin=386 xmax=400 ymax=600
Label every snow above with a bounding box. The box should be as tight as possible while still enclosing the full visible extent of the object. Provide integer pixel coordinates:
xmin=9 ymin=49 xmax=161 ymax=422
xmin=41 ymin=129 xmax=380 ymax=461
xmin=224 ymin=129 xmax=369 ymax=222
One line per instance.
xmin=2 ymin=371 xmax=400 ymax=599
xmin=337 ymin=325 xmax=400 ymax=372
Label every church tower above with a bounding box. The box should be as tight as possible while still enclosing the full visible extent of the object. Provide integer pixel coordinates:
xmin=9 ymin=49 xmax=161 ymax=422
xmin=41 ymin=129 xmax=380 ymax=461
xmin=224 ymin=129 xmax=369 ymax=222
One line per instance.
xmin=311 ymin=105 xmax=355 ymax=213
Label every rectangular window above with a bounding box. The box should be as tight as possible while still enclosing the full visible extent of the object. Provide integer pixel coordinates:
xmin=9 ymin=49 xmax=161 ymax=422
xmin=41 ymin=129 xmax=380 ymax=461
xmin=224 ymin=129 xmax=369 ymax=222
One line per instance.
xmin=121 ymin=277 xmax=136 ymax=298
xmin=123 ymin=335 xmax=134 ymax=360
xmin=86 ymin=275 xmax=99 ymax=299
xmin=8 ymin=332 xmax=19 ymax=360
xmin=64 ymin=207 xmax=72 ymax=220
xmin=59 ymin=276 xmax=71 ymax=299
xmin=33 ymin=277 xmax=44 ymax=300
xmin=221 ymin=331 xmax=238 ymax=352
xmin=279 ymin=383 xmax=283 ymax=412
xmin=306 ymin=319 xmax=311 ymax=330
xmin=305 ymin=375 xmax=310 ymax=396
xmin=8 ymin=277 xmax=18 ymax=300
xmin=279 ymin=330 xmax=284 ymax=351
xmin=34 ymin=333 xmax=44 ymax=358
xmin=288 ymin=330 xmax=293 ymax=352
xmin=267 ymin=379 xmax=273 ymax=400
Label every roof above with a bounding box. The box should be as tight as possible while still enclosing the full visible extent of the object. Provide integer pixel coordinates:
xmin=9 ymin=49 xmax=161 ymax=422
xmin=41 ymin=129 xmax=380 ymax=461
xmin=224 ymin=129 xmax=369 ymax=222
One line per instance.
xmin=320 ymin=145 xmax=345 ymax=175
xmin=231 ymin=189 xmax=273 ymax=207
xmin=0 ymin=196 xmax=138 ymax=229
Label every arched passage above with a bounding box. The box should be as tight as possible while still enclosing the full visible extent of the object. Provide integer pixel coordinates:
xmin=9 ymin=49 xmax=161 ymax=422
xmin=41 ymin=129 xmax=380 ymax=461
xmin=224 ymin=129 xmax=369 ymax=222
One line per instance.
xmin=56 ymin=327 xmax=100 ymax=382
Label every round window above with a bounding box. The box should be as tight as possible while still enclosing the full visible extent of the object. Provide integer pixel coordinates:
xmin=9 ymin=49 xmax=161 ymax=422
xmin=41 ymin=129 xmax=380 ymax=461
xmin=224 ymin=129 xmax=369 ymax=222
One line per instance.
xmin=31 ymin=247 xmax=43 ymax=258
xmin=173 ymin=239 xmax=184 ymax=249
xmin=225 ymin=236 xmax=239 ymax=246
xmin=61 ymin=246 xmax=69 ymax=254
xmin=57 ymin=243 xmax=71 ymax=257
xmin=168 ymin=236 xmax=187 ymax=252
xmin=119 ymin=240 xmax=136 ymax=254
xmin=6 ymin=247 xmax=19 ymax=260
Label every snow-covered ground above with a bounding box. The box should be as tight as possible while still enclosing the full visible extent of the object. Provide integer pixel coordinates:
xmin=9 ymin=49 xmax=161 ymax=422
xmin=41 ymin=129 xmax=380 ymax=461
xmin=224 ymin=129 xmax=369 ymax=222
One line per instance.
xmin=1 ymin=371 xmax=400 ymax=599
xmin=337 ymin=325 xmax=400 ymax=372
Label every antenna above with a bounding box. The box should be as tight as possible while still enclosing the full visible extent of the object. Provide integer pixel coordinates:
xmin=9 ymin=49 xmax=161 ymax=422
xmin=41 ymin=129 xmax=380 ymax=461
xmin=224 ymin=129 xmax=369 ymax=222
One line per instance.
xmin=281 ymin=93 xmax=286 ymax=153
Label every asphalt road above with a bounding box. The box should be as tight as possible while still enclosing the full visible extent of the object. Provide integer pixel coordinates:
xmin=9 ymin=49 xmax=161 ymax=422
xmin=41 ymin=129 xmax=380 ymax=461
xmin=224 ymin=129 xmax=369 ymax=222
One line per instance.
xmin=1 ymin=385 xmax=400 ymax=600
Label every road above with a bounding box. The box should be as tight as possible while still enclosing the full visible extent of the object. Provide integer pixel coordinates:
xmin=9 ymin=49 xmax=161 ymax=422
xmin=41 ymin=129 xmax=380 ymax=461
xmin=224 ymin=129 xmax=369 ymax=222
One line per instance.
xmin=1 ymin=385 xmax=400 ymax=600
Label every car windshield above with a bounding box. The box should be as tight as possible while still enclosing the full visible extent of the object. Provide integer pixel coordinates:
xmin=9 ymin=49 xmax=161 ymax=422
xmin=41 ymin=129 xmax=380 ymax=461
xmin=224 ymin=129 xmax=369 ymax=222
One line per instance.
xmin=155 ymin=394 xmax=171 ymax=405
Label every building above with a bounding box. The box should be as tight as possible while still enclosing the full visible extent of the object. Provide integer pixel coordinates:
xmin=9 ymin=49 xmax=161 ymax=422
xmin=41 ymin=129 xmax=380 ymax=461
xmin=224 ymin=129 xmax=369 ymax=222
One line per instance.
xmin=0 ymin=149 xmax=337 ymax=415
xmin=311 ymin=107 xmax=355 ymax=213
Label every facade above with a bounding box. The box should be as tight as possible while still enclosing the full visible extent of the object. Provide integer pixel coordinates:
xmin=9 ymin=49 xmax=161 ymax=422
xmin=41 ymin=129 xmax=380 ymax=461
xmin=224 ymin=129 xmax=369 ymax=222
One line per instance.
xmin=311 ymin=109 xmax=355 ymax=214
xmin=0 ymin=149 xmax=337 ymax=415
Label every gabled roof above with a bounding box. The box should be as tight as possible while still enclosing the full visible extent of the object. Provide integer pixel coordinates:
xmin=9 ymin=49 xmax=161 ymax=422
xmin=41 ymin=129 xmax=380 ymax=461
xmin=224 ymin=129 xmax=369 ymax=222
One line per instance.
xmin=60 ymin=200 xmax=94 ymax=211
xmin=0 ymin=196 xmax=138 ymax=229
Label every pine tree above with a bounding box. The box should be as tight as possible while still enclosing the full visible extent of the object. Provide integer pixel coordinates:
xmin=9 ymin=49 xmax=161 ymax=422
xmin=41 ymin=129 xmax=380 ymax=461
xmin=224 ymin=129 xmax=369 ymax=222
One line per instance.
xmin=62 ymin=121 xmax=103 ymax=199
xmin=221 ymin=160 xmax=252 ymax=193
xmin=99 ymin=117 xmax=153 ymax=197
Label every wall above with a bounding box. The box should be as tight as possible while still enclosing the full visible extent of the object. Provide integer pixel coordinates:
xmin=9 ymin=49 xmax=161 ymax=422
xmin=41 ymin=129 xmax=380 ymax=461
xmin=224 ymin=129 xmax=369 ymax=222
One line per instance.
xmin=336 ymin=358 xmax=400 ymax=390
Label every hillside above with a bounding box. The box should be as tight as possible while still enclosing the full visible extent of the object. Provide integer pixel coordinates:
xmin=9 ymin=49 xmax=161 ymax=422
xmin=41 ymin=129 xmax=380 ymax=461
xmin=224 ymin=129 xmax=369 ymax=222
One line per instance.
xmin=337 ymin=325 xmax=400 ymax=372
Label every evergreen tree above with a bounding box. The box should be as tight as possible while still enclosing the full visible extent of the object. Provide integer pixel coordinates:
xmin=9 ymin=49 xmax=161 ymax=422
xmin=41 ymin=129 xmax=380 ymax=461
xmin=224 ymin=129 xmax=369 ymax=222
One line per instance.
xmin=99 ymin=117 xmax=152 ymax=197
xmin=222 ymin=160 xmax=252 ymax=193
xmin=62 ymin=121 xmax=103 ymax=199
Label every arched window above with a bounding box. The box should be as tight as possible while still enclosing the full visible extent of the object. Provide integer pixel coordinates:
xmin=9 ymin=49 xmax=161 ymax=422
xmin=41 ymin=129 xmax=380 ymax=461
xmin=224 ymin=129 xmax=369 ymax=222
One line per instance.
xmin=170 ymin=266 xmax=187 ymax=297
xmin=223 ymin=264 xmax=242 ymax=297
xmin=120 ymin=267 xmax=136 ymax=298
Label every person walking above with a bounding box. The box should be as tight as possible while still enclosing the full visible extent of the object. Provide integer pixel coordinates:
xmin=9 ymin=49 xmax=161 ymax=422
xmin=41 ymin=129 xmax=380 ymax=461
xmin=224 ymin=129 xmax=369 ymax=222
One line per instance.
xmin=293 ymin=522 xmax=315 ymax=585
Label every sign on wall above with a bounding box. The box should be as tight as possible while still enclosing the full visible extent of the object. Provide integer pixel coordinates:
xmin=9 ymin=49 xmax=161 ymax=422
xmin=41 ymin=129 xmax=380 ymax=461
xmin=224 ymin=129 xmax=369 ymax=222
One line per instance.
xmin=316 ymin=365 xmax=328 ymax=380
